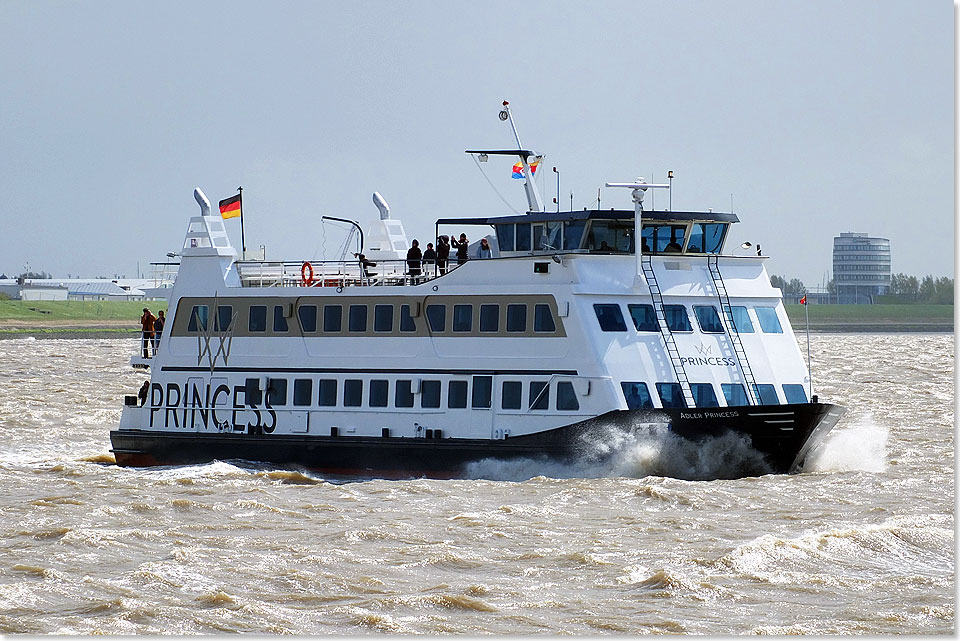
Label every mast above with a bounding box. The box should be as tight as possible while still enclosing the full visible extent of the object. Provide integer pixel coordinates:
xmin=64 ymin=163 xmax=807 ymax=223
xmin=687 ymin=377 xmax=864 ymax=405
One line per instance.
xmin=605 ymin=178 xmax=670 ymax=285
xmin=500 ymin=101 xmax=544 ymax=212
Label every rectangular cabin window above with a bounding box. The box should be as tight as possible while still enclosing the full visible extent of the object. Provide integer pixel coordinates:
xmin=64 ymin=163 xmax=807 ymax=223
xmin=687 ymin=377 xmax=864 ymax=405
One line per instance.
xmin=656 ymin=383 xmax=687 ymax=408
xmin=215 ymin=305 xmax=233 ymax=331
xmin=395 ymin=380 xmax=414 ymax=408
xmin=529 ymin=381 xmax=549 ymax=410
xmin=722 ymin=383 xmax=748 ymax=406
xmin=506 ymin=304 xmax=527 ymax=333
xmin=587 ymin=220 xmax=633 ymax=253
xmin=348 ymin=305 xmax=367 ymax=332
xmin=344 ymin=379 xmax=363 ymax=407
xmin=663 ymin=305 xmax=692 ymax=332
xmin=621 ymin=382 xmax=654 ymax=409
xmin=755 ymin=307 xmax=783 ymax=333
xmin=318 ymin=379 xmax=337 ymax=406
xmin=374 ymin=304 xmax=393 ymax=333
xmin=399 ymin=304 xmax=416 ymax=332
xmin=323 ymin=305 xmax=342 ymax=333
xmin=188 ymin=305 xmax=208 ymax=332
xmin=731 ymin=306 xmax=754 ymax=333
xmin=563 ymin=221 xmax=586 ymax=250
xmin=293 ymin=379 xmax=312 ymax=406
xmin=533 ymin=304 xmax=556 ymax=333
xmin=627 ymin=304 xmax=659 ymax=332
xmin=501 ymin=381 xmax=522 ymax=410
xmin=496 ymin=224 xmax=515 ymax=252
xmin=515 ymin=223 xmax=532 ymax=251
xmin=273 ymin=305 xmax=289 ymax=332
xmin=640 ymin=226 xmax=655 ymax=254
xmin=686 ymin=223 xmax=726 ymax=253
xmin=249 ymin=306 xmax=267 ymax=332
xmin=782 ymin=384 xmax=808 ymax=404
xmin=532 ymin=223 xmax=545 ymax=250
xmin=594 ymin=303 xmax=627 ymax=332
xmin=543 ymin=221 xmax=562 ymax=250
xmin=452 ymin=304 xmax=472 ymax=332
xmin=693 ymin=305 xmax=725 ymax=333
xmin=472 ymin=375 xmax=492 ymax=409
xmin=369 ymin=380 xmax=388 ymax=407
xmin=421 ymin=380 xmax=441 ymax=408
xmin=479 ymin=304 xmax=499 ymax=332
xmin=753 ymin=384 xmax=780 ymax=405
xmin=245 ymin=378 xmax=262 ymax=406
xmin=448 ymin=380 xmax=468 ymax=408
xmin=690 ymin=383 xmax=720 ymax=408
xmin=653 ymin=224 xmax=686 ymax=253
xmin=266 ymin=378 xmax=287 ymax=406
xmin=556 ymin=381 xmax=579 ymax=411
xmin=426 ymin=304 xmax=446 ymax=332
xmin=298 ymin=305 xmax=318 ymax=333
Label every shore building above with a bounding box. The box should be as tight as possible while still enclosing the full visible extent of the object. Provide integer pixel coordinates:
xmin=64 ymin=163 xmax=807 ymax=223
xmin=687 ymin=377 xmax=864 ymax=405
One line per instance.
xmin=832 ymin=232 xmax=891 ymax=304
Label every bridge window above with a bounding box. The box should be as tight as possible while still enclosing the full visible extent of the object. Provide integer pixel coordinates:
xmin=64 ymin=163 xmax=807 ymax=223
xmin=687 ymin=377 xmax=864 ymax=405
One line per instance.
xmin=344 ymin=379 xmax=363 ymax=407
xmin=399 ymin=304 xmax=416 ymax=332
xmin=273 ymin=305 xmax=288 ymax=332
xmin=266 ymin=378 xmax=287 ymax=406
xmin=293 ymin=379 xmax=312 ymax=406
xmin=187 ymin=305 xmax=208 ymax=332
xmin=557 ymin=382 xmax=579 ymax=411
xmin=731 ymin=306 xmax=754 ymax=333
xmin=693 ymin=305 xmax=724 ymax=333
xmin=563 ymin=221 xmax=586 ymax=250
xmin=348 ymin=305 xmax=367 ymax=332
xmin=448 ymin=380 xmax=468 ymax=408
xmin=506 ymin=304 xmax=527 ymax=332
xmin=516 ymin=223 xmax=532 ymax=251
xmin=752 ymin=384 xmax=780 ymax=405
xmin=690 ymin=383 xmax=719 ymax=408
xmin=496 ymin=224 xmax=515 ymax=252
xmin=656 ymin=383 xmax=687 ymax=408
xmin=721 ymin=383 xmax=748 ymax=406
xmin=534 ymin=304 xmax=556 ymax=332
xmin=421 ymin=380 xmax=441 ymax=408
xmin=321 ymin=305 xmax=340 ymax=333
xmin=663 ymin=305 xmax=692 ymax=332
xmin=480 ymin=304 xmax=499 ymax=332
xmin=651 ymin=224 xmax=686 ymax=253
xmin=374 ymin=305 xmax=393 ymax=333
xmin=587 ymin=220 xmax=633 ymax=253
xmin=216 ymin=305 xmax=233 ymax=331
xmin=501 ymin=381 xmax=522 ymax=410
xmin=594 ymin=303 xmax=627 ymax=332
xmin=426 ymin=304 xmax=446 ymax=332
xmin=755 ymin=307 xmax=783 ymax=333
xmin=529 ymin=381 xmax=549 ymax=410
xmin=628 ymin=304 xmax=659 ymax=332
xmin=370 ymin=380 xmax=388 ymax=407
xmin=395 ymin=380 xmax=414 ymax=408
xmin=621 ymin=382 xmax=653 ymax=409
xmin=453 ymin=304 xmax=473 ymax=332
xmin=297 ymin=305 xmax=318 ymax=333
xmin=686 ymin=223 xmax=726 ymax=253
xmin=472 ymin=376 xmax=492 ymax=409
xmin=782 ymin=384 xmax=808 ymax=404
xmin=318 ymin=379 xmax=337 ymax=406
xmin=249 ymin=305 xmax=267 ymax=332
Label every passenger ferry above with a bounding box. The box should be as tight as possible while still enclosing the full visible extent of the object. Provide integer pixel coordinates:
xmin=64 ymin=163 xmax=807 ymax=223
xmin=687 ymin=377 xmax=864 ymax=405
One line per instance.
xmin=111 ymin=103 xmax=844 ymax=478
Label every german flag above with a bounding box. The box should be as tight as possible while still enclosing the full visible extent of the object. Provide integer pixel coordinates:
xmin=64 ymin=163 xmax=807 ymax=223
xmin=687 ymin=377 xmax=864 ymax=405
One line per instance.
xmin=219 ymin=194 xmax=241 ymax=219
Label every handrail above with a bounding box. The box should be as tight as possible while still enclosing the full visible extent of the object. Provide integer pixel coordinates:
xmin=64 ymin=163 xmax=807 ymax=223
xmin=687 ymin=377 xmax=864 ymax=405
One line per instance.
xmin=235 ymin=258 xmax=466 ymax=288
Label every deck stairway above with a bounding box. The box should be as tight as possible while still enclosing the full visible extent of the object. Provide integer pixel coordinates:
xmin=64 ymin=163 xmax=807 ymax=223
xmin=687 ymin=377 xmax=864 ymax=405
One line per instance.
xmin=707 ymin=255 xmax=759 ymax=405
xmin=640 ymin=255 xmax=695 ymax=408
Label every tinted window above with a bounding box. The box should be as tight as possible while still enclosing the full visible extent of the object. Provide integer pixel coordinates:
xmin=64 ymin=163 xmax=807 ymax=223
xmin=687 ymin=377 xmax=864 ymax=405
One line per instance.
xmin=323 ymin=305 xmax=341 ymax=332
xmin=448 ymin=380 xmax=468 ymax=408
xmin=480 ymin=304 xmax=499 ymax=332
xmin=686 ymin=223 xmax=727 ymax=254
xmin=782 ymin=384 xmax=808 ymax=404
xmin=298 ymin=305 xmax=318 ymax=333
xmin=653 ymin=224 xmax=686 ymax=253
xmin=722 ymin=383 xmax=748 ymax=406
xmin=395 ymin=380 xmax=414 ymax=408
xmin=453 ymin=304 xmax=472 ymax=332
xmin=690 ymin=383 xmax=719 ymax=408
xmin=399 ymin=304 xmax=416 ymax=332
xmin=621 ymin=382 xmax=653 ymax=409
xmin=594 ymin=304 xmax=627 ymax=331
xmin=421 ymin=380 xmax=441 ymax=408
xmin=374 ymin=304 xmax=393 ymax=332
xmin=563 ymin=220 xmax=586 ymax=250
xmin=215 ymin=305 xmax=233 ymax=331
xmin=506 ymin=304 xmax=527 ymax=332
xmin=293 ymin=379 xmax=312 ymax=406
xmin=663 ymin=305 xmax=691 ymax=331
xmin=472 ymin=376 xmax=492 ymax=409
xmin=534 ymin=304 xmax=556 ymax=332
xmin=344 ymin=379 xmax=363 ymax=407
xmin=557 ymin=381 xmax=579 ymax=411
xmin=628 ymin=304 xmax=658 ymax=332
xmin=501 ymin=381 xmax=522 ymax=409
xmin=370 ymin=380 xmax=388 ymax=407
xmin=348 ymin=305 xmax=367 ymax=332
xmin=753 ymin=384 xmax=780 ymax=405
xmin=188 ymin=305 xmax=208 ymax=331
xmin=693 ymin=306 xmax=724 ymax=333
xmin=249 ymin=305 xmax=267 ymax=332
xmin=496 ymin=224 xmax=515 ymax=252
xmin=515 ymin=223 xmax=532 ymax=251
xmin=245 ymin=378 xmax=262 ymax=406
xmin=656 ymin=383 xmax=687 ymax=408
xmin=529 ymin=381 xmax=549 ymax=410
xmin=318 ymin=379 xmax=337 ymax=406
xmin=731 ymin=306 xmax=754 ymax=333
xmin=273 ymin=305 xmax=289 ymax=332
xmin=426 ymin=305 xmax=446 ymax=332
xmin=266 ymin=378 xmax=287 ymax=406
xmin=755 ymin=307 xmax=783 ymax=333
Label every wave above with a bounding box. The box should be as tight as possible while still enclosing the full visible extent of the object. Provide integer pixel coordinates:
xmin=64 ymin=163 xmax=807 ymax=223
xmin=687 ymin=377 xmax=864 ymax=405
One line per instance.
xmin=803 ymin=414 xmax=888 ymax=473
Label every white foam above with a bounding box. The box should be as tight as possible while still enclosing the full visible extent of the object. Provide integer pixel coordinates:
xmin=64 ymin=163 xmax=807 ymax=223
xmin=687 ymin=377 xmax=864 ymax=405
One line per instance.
xmin=803 ymin=414 xmax=888 ymax=473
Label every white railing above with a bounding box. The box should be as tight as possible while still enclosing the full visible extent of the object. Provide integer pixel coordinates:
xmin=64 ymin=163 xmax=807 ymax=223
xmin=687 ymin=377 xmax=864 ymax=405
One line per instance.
xmin=236 ymin=259 xmax=460 ymax=288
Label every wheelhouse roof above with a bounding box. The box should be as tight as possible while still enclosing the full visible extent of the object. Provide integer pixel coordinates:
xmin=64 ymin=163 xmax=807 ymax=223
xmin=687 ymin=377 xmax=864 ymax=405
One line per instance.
xmin=435 ymin=209 xmax=739 ymax=227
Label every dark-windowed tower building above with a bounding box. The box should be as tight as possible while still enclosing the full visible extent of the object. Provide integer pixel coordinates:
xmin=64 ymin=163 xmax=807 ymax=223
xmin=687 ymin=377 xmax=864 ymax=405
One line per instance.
xmin=833 ymin=232 xmax=891 ymax=304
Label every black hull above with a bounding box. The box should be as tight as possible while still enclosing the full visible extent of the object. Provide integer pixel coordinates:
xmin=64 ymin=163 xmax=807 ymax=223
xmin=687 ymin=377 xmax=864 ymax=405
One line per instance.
xmin=110 ymin=402 xmax=843 ymax=479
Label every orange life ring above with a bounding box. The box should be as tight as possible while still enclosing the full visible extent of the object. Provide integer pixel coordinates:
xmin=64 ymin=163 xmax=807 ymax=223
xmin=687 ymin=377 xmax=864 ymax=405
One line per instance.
xmin=300 ymin=261 xmax=315 ymax=287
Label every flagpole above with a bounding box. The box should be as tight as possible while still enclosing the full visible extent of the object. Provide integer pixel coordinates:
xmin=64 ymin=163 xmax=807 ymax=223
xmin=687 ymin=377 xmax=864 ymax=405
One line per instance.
xmin=237 ymin=186 xmax=246 ymax=258
xmin=804 ymin=294 xmax=812 ymax=399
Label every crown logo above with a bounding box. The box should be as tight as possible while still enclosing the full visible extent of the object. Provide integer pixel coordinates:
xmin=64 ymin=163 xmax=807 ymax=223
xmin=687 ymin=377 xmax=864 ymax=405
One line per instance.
xmin=197 ymin=292 xmax=236 ymax=372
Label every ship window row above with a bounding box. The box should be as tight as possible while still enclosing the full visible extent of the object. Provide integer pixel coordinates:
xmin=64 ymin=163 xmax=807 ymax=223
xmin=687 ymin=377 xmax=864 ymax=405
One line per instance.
xmin=593 ymin=303 xmax=782 ymax=334
xmin=495 ymin=220 xmax=728 ymax=254
xmin=244 ymin=376 xmax=581 ymax=412
xmin=621 ymin=381 xmax=807 ymax=409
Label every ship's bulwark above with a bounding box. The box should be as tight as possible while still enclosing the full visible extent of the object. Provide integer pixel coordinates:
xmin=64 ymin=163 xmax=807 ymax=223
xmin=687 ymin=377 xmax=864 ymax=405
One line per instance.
xmin=110 ymin=402 xmax=843 ymax=481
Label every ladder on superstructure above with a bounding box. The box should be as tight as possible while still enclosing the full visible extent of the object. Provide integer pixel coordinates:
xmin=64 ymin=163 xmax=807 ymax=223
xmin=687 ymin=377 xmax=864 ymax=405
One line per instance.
xmin=707 ymin=255 xmax=759 ymax=405
xmin=640 ymin=255 xmax=696 ymax=408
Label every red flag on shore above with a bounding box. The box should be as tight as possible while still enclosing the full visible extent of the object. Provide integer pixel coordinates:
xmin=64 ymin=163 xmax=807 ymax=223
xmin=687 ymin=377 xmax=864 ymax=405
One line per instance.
xmin=799 ymin=294 xmax=807 ymax=305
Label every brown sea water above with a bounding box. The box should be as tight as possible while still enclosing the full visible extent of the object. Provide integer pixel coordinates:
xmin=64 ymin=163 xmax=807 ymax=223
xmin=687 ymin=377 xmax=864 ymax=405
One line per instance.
xmin=0 ymin=334 xmax=952 ymax=634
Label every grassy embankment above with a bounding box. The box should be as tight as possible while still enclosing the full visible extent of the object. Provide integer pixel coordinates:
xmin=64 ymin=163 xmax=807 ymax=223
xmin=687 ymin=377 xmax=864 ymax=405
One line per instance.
xmin=784 ymin=304 xmax=953 ymax=332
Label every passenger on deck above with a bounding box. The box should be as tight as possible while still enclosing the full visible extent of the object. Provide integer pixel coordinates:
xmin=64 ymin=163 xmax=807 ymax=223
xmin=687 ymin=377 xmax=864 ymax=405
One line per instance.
xmin=422 ymin=242 xmax=437 ymax=275
xmin=139 ymin=308 xmax=156 ymax=358
xmin=153 ymin=310 xmax=165 ymax=353
xmin=436 ymin=236 xmax=450 ymax=275
xmin=476 ymin=237 xmax=492 ymax=259
xmin=452 ymin=233 xmax=469 ymax=265
xmin=354 ymin=253 xmax=377 ymax=279
xmin=406 ymin=239 xmax=423 ymax=284
xmin=138 ymin=380 xmax=149 ymax=406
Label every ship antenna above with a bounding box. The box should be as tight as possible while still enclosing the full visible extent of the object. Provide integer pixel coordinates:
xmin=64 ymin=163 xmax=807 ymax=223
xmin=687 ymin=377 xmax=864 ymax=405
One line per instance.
xmin=606 ymin=177 xmax=670 ymax=287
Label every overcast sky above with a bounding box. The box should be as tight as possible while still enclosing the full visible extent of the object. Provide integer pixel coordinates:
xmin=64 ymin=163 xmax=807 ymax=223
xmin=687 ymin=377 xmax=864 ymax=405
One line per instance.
xmin=0 ymin=1 xmax=953 ymax=288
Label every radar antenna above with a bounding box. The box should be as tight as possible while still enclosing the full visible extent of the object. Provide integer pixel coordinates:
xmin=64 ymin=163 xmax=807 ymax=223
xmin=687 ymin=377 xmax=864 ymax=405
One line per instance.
xmin=606 ymin=177 xmax=670 ymax=285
